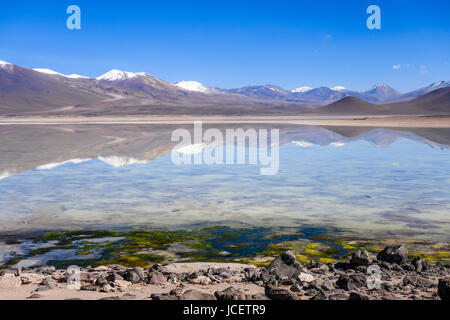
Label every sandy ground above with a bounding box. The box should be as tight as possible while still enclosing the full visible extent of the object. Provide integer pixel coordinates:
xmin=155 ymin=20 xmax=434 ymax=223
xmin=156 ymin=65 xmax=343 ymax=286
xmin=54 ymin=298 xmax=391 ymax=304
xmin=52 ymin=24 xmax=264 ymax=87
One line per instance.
xmin=0 ymin=263 xmax=263 ymax=300
xmin=0 ymin=282 xmax=264 ymax=301
xmin=0 ymin=116 xmax=449 ymax=128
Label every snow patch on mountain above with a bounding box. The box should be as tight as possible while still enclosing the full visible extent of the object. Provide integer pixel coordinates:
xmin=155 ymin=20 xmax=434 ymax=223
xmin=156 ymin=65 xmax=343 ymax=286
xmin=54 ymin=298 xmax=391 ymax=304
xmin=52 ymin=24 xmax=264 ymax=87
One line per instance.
xmin=175 ymin=81 xmax=217 ymax=94
xmin=37 ymin=159 xmax=91 ymax=170
xmin=331 ymin=86 xmax=347 ymax=91
xmin=292 ymin=140 xmax=313 ymax=147
xmin=0 ymin=60 xmax=12 ymax=68
xmin=292 ymin=86 xmax=313 ymax=93
xmin=33 ymin=68 xmax=65 ymax=76
xmin=33 ymin=68 xmax=90 ymax=79
xmin=98 ymin=156 xmax=148 ymax=168
xmin=67 ymin=74 xmax=89 ymax=79
xmin=0 ymin=171 xmax=11 ymax=181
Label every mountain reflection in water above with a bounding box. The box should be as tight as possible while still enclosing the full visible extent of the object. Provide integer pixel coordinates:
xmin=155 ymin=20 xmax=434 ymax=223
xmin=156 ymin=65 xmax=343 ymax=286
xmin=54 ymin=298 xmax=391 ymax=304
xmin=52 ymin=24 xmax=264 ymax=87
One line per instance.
xmin=0 ymin=124 xmax=449 ymax=241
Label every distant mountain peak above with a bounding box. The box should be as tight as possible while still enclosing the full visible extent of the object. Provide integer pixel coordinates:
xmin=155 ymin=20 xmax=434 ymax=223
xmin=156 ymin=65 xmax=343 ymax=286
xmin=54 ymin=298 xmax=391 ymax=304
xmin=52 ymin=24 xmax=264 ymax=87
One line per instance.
xmin=331 ymin=86 xmax=346 ymax=91
xmin=292 ymin=86 xmax=313 ymax=93
xmin=175 ymin=80 xmax=216 ymax=94
xmin=371 ymin=83 xmax=391 ymax=89
xmin=427 ymin=80 xmax=449 ymax=88
xmin=97 ymin=69 xmax=142 ymax=81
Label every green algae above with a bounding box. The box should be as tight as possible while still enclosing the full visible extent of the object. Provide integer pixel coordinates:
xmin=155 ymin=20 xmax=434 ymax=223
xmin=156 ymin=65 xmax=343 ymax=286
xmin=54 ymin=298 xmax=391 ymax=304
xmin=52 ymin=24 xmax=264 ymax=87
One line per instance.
xmin=1 ymin=227 xmax=449 ymax=268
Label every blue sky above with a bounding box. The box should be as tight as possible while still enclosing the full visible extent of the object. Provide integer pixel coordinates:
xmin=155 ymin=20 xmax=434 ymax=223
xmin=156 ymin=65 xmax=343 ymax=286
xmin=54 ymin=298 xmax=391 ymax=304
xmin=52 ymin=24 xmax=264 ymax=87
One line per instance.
xmin=1 ymin=0 xmax=449 ymax=92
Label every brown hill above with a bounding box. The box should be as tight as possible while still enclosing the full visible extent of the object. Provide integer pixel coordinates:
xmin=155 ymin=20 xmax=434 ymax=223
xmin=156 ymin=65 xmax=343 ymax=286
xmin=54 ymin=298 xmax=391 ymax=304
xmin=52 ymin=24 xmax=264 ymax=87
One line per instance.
xmin=0 ymin=64 xmax=112 ymax=114
xmin=308 ymin=87 xmax=450 ymax=116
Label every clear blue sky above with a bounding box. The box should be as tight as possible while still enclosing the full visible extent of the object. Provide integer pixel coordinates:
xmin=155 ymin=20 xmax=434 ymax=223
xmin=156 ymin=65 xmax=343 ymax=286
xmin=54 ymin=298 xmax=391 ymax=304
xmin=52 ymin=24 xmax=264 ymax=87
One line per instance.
xmin=1 ymin=0 xmax=449 ymax=92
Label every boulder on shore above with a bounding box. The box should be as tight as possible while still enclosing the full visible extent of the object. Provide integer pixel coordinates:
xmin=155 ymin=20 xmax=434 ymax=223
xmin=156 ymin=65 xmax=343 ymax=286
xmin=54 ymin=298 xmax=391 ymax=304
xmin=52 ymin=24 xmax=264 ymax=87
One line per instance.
xmin=438 ymin=278 xmax=450 ymax=301
xmin=267 ymin=251 xmax=303 ymax=279
xmin=350 ymin=250 xmax=371 ymax=266
xmin=377 ymin=244 xmax=408 ymax=265
xmin=264 ymin=285 xmax=296 ymax=300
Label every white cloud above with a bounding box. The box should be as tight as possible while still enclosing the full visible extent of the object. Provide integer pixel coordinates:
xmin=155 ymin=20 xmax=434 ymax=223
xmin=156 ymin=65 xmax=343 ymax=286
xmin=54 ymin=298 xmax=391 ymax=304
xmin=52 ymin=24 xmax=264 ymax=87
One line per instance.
xmin=393 ymin=64 xmax=401 ymax=70
xmin=419 ymin=65 xmax=429 ymax=74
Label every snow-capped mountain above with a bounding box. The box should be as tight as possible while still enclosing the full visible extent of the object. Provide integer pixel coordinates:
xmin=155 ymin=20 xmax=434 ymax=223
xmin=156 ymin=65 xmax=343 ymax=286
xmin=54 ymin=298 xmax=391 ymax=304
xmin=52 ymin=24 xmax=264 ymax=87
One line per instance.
xmin=226 ymin=85 xmax=293 ymax=100
xmin=174 ymin=81 xmax=220 ymax=94
xmin=402 ymin=81 xmax=450 ymax=101
xmin=96 ymin=69 xmax=143 ymax=81
xmin=1 ymin=59 xmax=449 ymax=115
xmin=96 ymin=69 xmax=185 ymax=97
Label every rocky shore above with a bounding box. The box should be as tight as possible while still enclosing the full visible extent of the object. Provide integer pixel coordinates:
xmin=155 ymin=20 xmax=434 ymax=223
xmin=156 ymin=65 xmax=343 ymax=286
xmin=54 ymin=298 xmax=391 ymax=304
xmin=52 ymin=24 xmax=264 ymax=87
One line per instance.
xmin=0 ymin=244 xmax=449 ymax=301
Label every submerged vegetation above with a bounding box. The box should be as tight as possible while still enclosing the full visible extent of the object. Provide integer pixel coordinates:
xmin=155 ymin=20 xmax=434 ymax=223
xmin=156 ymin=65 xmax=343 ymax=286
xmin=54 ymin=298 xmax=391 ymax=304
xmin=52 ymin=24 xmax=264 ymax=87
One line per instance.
xmin=1 ymin=226 xmax=449 ymax=269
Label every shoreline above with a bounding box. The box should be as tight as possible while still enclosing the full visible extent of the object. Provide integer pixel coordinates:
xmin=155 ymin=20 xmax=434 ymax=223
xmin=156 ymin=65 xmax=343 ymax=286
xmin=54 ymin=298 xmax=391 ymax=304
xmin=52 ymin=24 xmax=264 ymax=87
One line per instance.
xmin=0 ymin=248 xmax=449 ymax=301
xmin=0 ymin=115 xmax=450 ymax=128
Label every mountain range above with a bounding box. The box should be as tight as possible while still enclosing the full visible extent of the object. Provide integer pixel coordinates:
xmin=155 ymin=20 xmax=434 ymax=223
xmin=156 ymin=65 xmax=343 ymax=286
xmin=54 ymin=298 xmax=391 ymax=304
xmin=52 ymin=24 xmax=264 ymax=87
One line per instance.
xmin=0 ymin=60 xmax=449 ymax=116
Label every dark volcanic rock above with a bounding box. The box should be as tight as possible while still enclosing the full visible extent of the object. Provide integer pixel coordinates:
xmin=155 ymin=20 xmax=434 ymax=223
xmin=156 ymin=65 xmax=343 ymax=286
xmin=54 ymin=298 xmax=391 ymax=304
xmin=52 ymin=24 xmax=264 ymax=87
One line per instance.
xmin=251 ymin=293 xmax=270 ymax=300
xmin=349 ymin=292 xmax=371 ymax=300
xmin=328 ymin=289 xmax=349 ymax=300
xmin=438 ymin=278 xmax=450 ymax=301
xmin=377 ymin=244 xmax=408 ymax=265
xmin=321 ymin=279 xmax=334 ymax=291
xmin=80 ymin=285 xmax=99 ymax=292
xmin=334 ymin=262 xmax=351 ymax=270
xmin=95 ymin=275 xmax=108 ymax=287
xmin=125 ymin=270 xmax=142 ymax=284
xmin=404 ymin=275 xmax=435 ymax=288
xmin=106 ymin=273 xmax=123 ymax=282
xmin=133 ymin=267 xmax=145 ymax=280
xmin=267 ymin=251 xmax=303 ymax=279
xmin=215 ymin=287 xmax=247 ymax=300
xmin=415 ymin=276 xmax=435 ymax=288
xmin=411 ymin=257 xmax=425 ymax=273
xmin=41 ymin=277 xmax=56 ymax=288
xmin=350 ymin=250 xmax=371 ymax=267
xmin=336 ymin=275 xmax=356 ymax=291
xmin=151 ymin=293 xmax=179 ymax=300
xmin=265 ymin=285 xmax=296 ymax=300
xmin=351 ymin=274 xmax=367 ymax=288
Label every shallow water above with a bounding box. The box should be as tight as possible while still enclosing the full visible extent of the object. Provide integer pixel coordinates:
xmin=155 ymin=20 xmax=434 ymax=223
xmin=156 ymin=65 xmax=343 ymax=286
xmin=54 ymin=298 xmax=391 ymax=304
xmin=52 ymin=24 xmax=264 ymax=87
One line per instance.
xmin=0 ymin=124 xmax=449 ymax=243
